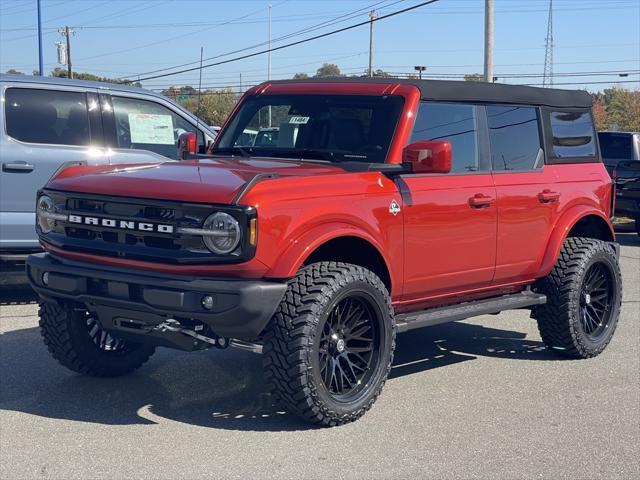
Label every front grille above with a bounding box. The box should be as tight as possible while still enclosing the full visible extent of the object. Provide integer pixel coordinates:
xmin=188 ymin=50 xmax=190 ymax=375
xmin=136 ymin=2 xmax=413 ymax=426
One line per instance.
xmin=40 ymin=190 xmax=253 ymax=264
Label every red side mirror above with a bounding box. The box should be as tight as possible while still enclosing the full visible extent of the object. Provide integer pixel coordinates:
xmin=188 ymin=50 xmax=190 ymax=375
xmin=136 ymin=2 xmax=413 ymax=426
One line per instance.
xmin=177 ymin=132 xmax=197 ymax=160
xmin=402 ymin=141 xmax=452 ymax=174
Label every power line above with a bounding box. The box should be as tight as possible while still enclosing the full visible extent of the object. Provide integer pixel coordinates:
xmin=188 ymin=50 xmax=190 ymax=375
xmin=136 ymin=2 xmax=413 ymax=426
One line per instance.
xmin=125 ymin=0 xmax=442 ymax=83
xmin=123 ymin=0 xmax=397 ymax=79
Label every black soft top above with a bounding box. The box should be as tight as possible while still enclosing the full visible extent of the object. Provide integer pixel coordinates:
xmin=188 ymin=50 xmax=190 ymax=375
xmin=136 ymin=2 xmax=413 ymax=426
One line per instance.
xmin=266 ymin=78 xmax=593 ymax=109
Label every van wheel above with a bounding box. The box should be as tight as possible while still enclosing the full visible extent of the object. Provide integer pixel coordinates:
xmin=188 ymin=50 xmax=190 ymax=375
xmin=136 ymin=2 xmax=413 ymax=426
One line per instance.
xmin=39 ymin=301 xmax=155 ymax=377
xmin=263 ymin=262 xmax=395 ymax=426
xmin=532 ymin=237 xmax=622 ymax=359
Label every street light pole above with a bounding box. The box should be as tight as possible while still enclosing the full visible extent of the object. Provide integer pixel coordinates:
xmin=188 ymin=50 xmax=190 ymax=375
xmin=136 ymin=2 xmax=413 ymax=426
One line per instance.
xmin=37 ymin=0 xmax=44 ymax=75
xmin=414 ymin=66 xmax=427 ymax=80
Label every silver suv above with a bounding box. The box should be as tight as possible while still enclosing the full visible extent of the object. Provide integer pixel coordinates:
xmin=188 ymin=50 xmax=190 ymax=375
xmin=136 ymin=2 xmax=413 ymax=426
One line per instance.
xmin=0 ymin=74 xmax=217 ymax=285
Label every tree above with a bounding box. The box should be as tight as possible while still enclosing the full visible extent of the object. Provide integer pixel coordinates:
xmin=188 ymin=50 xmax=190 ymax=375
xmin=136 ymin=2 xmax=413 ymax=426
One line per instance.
xmin=5 ymin=68 xmax=24 ymax=75
xmin=464 ymin=73 xmax=483 ymax=82
xmin=179 ymin=89 xmax=238 ymax=126
xmin=50 ymin=67 xmax=141 ymax=87
xmin=293 ymin=72 xmax=309 ymax=79
xmin=591 ymin=95 xmax=608 ymax=131
xmin=314 ymin=63 xmax=343 ymax=78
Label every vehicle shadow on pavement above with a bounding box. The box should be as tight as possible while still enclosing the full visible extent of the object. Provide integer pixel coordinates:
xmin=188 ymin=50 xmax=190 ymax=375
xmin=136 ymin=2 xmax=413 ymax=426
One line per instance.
xmin=0 ymin=318 xmax=554 ymax=432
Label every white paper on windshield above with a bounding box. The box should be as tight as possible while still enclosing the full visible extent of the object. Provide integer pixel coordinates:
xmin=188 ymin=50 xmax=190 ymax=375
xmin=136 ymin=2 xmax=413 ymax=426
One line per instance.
xmin=289 ymin=116 xmax=310 ymax=124
xmin=128 ymin=113 xmax=174 ymax=144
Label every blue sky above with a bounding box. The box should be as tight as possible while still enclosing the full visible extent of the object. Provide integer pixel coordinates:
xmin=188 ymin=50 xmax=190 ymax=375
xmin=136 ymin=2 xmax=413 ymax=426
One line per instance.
xmin=1 ymin=0 xmax=638 ymax=93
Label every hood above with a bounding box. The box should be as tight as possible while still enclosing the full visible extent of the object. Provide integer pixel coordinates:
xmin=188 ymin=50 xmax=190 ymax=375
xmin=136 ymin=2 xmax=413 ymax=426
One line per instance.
xmin=47 ymin=157 xmax=345 ymax=204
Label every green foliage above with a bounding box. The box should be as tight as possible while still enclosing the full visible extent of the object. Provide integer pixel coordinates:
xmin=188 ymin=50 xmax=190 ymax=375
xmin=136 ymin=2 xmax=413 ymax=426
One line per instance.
xmin=314 ymin=63 xmax=344 ymax=78
xmin=5 ymin=69 xmax=24 ymax=75
xmin=464 ymin=73 xmax=483 ymax=82
xmin=177 ymin=89 xmax=239 ymax=127
xmin=50 ymin=67 xmax=142 ymax=87
xmin=293 ymin=72 xmax=309 ymax=79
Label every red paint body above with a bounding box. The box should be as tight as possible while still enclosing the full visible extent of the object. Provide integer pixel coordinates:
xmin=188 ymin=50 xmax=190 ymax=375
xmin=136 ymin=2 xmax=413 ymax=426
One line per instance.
xmin=43 ymin=81 xmax=615 ymax=315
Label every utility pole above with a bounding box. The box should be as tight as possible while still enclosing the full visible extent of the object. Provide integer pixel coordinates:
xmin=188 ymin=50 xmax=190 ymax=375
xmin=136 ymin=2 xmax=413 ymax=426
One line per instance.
xmin=483 ymin=0 xmax=494 ymax=83
xmin=368 ymin=10 xmax=377 ymax=77
xmin=59 ymin=26 xmax=74 ymax=79
xmin=267 ymin=3 xmax=272 ymax=126
xmin=239 ymin=73 xmax=243 ymax=95
xmin=543 ymin=0 xmax=554 ymax=88
xmin=37 ymin=0 xmax=44 ymax=75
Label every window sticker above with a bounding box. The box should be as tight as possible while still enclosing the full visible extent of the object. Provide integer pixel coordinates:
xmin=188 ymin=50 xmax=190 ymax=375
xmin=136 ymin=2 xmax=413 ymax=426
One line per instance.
xmin=289 ymin=116 xmax=310 ymax=124
xmin=128 ymin=113 xmax=175 ymax=144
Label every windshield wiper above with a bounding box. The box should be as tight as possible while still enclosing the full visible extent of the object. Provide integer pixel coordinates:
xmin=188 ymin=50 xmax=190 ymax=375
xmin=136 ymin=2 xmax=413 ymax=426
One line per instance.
xmin=261 ymin=149 xmax=336 ymax=162
xmin=213 ymin=146 xmax=252 ymax=158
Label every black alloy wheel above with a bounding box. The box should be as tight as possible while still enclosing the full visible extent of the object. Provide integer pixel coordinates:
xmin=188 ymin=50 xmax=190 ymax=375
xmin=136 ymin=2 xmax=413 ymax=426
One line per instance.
xmin=317 ymin=294 xmax=382 ymax=401
xmin=579 ymin=262 xmax=614 ymax=340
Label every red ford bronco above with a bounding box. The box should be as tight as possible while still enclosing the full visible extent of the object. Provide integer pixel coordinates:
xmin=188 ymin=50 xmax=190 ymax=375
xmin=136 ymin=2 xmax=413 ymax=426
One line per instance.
xmin=28 ymin=79 xmax=622 ymax=426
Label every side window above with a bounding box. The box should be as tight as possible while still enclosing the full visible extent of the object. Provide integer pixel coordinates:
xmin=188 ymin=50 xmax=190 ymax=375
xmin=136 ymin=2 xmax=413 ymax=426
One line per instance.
xmin=549 ymin=110 xmax=596 ymax=158
xmin=5 ymin=88 xmax=90 ymax=146
xmin=110 ymin=96 xmax=203 ymax=159
xmin=410 ymin=102 xmax=480 ymax=173
xmin=487 ymin=105 xmax=542 ymax=171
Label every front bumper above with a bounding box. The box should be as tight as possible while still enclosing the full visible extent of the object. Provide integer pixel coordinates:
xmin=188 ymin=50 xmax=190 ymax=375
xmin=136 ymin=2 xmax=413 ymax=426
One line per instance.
xmin=27 ymin=253 xmax=287 ymax=345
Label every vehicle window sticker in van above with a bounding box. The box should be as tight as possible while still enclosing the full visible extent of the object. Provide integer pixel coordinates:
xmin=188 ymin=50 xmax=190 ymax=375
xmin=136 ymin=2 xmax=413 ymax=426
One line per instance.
xmin=128 ymin=113 xmax=175 ymax=145
xmin=5 ymin=88 xmax=90 ymax=146
xmin=550 ymin=111 xmax=596 ymax=158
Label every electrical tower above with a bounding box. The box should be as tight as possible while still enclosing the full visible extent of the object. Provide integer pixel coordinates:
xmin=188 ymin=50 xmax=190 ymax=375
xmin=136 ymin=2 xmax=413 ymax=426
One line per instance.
xmin=543 ymin=0 xmax=554 ymax=88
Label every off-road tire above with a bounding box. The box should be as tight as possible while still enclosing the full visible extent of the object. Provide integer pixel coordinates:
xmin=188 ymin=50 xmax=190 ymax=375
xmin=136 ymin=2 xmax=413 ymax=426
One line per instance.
xmin=263 ymin=262 xmax=395 ymax=426
xmin=532 ymin=237 xmax=622 ymax=359
xmin=39 ymin=301 xmax=156 ymax=377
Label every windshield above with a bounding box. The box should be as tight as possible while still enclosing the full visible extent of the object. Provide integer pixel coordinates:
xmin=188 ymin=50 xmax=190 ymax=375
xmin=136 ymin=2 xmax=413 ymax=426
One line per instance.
xmin=215 ymin=94 xmax=404 ymax=163
xmin=598 ymin=132 xmax=632 ymax=161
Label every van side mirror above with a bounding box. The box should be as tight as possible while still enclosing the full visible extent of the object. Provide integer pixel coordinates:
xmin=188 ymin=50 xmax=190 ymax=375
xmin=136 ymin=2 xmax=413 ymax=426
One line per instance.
xmin=177 ymin=132 xmax=197 ymax=160
xmin=402 ymin=141 xmax=452 ymax=174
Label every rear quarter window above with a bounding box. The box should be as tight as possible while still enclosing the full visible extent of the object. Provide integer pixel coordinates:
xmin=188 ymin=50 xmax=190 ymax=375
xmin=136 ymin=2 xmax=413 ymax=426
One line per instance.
xmin=544 ymin=109 xmax=597 ymax=162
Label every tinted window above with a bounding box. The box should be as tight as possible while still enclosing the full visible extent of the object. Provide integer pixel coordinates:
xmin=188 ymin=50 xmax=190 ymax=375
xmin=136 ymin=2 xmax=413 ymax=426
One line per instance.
xmin=216 ymin=95 xmax=404 ymax=163
xmin=111 ymin=96 xmax=202 ymax=159
xmin=5 ymin=88 xmax=90 ymax=146
xmin=410 ymin=102 xmax=480 ymax=173
xmin=598 ymin=132 xmax=632 ymax=160
xmin=550 ymin=111 xmax=596 ymax=158
xmin=487 ymin=105 xmax=541 ymax=171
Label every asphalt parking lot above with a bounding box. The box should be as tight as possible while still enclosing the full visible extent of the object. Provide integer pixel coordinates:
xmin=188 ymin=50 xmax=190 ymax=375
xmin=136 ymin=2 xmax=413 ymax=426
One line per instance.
xmin=1 ymin=231 xmax=638 ymax=480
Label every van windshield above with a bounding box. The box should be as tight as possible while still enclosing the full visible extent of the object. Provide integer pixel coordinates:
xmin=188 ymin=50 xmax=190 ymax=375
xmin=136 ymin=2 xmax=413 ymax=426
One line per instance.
xmin=215 ymin=94 xmax=404 ymax=163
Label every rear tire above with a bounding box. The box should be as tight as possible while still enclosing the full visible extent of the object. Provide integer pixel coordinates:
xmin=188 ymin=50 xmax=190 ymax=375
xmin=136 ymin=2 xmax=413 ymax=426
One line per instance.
xmin=263 ymin=262 xmax=395 ymax=426
xmin=532 ymin=237 xmax=622 ymax=359
xmin=39 ymin=301 xmax=155 ymax=377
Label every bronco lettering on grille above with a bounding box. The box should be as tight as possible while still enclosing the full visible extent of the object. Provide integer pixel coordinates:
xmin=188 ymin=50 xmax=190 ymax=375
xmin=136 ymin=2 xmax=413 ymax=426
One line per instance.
xmin=67 ymin=214 xmax=174 ymax=234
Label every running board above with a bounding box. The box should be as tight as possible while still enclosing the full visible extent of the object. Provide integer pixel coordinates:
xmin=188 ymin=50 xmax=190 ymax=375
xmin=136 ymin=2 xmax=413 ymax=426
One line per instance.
xmin=395 ymin=290 xmax=547 ymax=333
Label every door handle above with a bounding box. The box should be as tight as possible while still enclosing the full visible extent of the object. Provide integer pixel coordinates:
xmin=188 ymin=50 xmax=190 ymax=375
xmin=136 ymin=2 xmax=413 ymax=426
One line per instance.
xmin=2 ymin=162 xmax=34 ymax=173
xmin=468 ymin=193 xmax=494 ymax=208
xmin=538 ymin=189 xmax=560 ymax=203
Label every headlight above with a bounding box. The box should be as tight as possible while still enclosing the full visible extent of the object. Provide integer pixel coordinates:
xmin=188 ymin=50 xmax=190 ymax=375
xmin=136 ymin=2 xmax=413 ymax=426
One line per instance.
xmin=36 ymin=195 xmax=57 ymax=234
xmin=201 ymin=212 xmax=241 ymax=254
